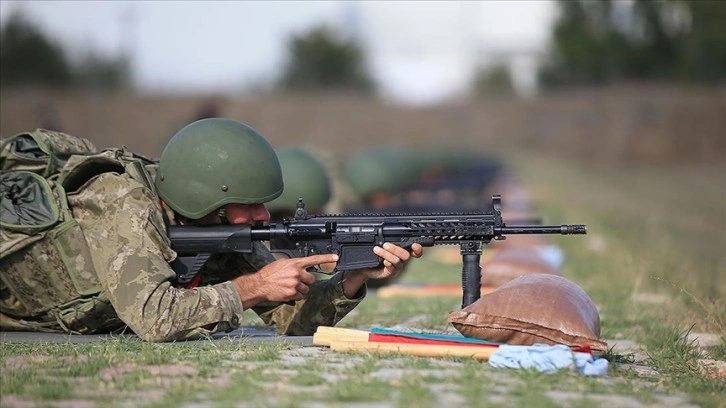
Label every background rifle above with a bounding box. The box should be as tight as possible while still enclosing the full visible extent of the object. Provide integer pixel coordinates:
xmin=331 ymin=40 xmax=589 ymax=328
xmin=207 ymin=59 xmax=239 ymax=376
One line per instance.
xmin=168 ymin=195 xmax=586 ymax=307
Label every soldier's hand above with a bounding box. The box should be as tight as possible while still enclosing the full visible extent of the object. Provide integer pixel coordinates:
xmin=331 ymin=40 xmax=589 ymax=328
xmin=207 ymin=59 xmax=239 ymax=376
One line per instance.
xmin=365 ymin=242 xmax=424 ymax=280
xmin=232 ymin=254 xmax=338 ymax=308
xmin=335 ymin=243 xmax=423 ymax=299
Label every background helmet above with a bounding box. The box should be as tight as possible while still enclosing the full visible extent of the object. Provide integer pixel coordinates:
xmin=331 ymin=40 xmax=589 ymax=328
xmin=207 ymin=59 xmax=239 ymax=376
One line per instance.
xmin=155 ymin=118 xmax=283 ymax=219
xmin=343 ymin=148 xmax=421 ymax=200
xmin=266 ymin=147 xmax=332 ymax=214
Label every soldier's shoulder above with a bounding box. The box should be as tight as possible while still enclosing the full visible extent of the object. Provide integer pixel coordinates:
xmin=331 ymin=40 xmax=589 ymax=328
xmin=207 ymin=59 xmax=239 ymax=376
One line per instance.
xmin=73 ymin=171 xmax=157 ymax=209
xmin=85 ymin=171 xmax=147 ymax=191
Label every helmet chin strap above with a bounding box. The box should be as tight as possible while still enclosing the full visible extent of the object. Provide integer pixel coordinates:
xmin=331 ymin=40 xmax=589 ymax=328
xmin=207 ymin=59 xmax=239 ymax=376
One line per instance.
xmin=216 ymin=207 xmax=226 ymax=218
xmin=215 ymin=207 xmax=231 ymax=225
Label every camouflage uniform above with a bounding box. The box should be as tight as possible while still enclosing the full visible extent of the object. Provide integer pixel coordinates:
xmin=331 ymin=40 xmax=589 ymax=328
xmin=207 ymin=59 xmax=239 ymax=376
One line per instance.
xmin=1 ymin=169 xmax=365 ymax=341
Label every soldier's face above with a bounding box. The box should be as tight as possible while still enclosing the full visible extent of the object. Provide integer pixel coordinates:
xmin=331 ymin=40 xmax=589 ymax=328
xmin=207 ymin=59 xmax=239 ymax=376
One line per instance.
xmin=223 ymin=203 xmax=270 ymax=225
xmin=186 ymin=203 xmax=270 ymax=226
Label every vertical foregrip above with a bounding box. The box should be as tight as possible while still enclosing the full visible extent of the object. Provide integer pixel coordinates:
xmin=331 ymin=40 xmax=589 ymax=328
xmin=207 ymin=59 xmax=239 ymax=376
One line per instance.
xmin=461 ymin=254 xmax=482 ymax=308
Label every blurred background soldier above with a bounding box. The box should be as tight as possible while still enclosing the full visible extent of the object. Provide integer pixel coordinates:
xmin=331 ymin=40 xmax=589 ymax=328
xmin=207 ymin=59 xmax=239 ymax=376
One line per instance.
xmin=343 ymin=147 xmax=504 ymax=213
xmin=191 ymin=98 xmax=223 ymax=121
xmin=266 ymin=146 xmax=333 ymax=220
xmin=342 ymin=148 xmax=421 ymax=212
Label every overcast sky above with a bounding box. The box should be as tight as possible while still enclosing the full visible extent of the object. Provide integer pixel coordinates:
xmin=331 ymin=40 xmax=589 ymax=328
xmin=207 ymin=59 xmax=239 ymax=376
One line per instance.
xmin=0 ymin=1 xmax=557 ymax=105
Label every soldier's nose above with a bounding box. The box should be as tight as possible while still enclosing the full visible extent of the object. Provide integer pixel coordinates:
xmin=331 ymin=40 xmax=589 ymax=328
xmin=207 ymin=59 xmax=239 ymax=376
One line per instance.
xmin=253 ymin=204 xmax=270 ymax=222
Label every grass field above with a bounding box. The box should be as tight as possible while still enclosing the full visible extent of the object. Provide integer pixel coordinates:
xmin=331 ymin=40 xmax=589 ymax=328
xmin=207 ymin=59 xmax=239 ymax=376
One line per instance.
xmin=1 ymin=87 xmax=724 ymax=407
xmin=513 ymin=154 xmax=725 ymax=322
xmin=2 ymin=151 xmax=724 ymax=408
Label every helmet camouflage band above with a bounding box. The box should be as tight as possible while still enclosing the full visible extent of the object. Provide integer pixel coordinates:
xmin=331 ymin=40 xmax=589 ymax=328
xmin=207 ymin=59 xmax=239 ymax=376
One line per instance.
xmin=266 ymin=147 xmax=332 ymax=213
xmin=155 ymin=118 xmax=283 ymax=219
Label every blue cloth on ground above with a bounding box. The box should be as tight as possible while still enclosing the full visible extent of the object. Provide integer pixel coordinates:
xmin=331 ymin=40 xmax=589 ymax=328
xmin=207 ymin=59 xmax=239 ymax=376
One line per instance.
xmin=489 ymin=344 xmax=609 ymax=376
xmin=535 ymin=245 xmax=565 ymax=271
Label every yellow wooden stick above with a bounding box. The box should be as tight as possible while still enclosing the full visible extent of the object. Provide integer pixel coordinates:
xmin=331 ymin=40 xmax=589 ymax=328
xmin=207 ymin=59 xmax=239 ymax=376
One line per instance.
xmin=315 ymin=326 xmax=369 ymax=337
xmin=313 ymin=326 xmax=369 ymax=346
xmin=329 ymin=340 xmax=496 ymax=361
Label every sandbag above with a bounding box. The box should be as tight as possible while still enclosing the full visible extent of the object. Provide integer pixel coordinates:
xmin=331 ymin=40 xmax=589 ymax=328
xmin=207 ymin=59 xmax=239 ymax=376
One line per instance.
xmin=448 ymin=274 xmax=608 ymax=355
xmin=491 ymin=234 xmax=550 ymax=250
xmin=481 ymin=247 xmax=559 ymax=287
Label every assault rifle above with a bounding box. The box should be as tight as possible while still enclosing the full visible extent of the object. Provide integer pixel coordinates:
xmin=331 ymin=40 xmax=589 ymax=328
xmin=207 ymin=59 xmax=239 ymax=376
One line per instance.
xmin=168 ymin=195 xmax=586 ymax=307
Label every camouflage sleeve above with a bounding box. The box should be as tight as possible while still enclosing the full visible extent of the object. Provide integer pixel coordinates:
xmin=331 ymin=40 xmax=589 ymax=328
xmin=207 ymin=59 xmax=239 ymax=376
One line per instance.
xmin=252 ymin=271 xmax=367 ymax=336
xmin=198 ymin=242 xmax=368 ymax=336
xmin=79 ymin=174 xmax=244 ymax=342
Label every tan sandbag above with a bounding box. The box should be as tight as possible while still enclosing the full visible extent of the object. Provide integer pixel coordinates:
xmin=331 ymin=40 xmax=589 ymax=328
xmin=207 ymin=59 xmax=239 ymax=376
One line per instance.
xmin=376 ymin=283 xmax=497 ymax=299
xmin=491 ymin=234 xmax=549 ymax=250
xmin=448 ymin=274 xmax=608 ymax=355
xmin=481 ymin=248 xmax=558 ymax=287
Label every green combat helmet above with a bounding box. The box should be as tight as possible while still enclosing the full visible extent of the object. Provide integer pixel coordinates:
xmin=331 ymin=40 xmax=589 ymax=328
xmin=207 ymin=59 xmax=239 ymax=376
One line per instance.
xmin=155 ymin=118 xmax=283 ymax=219
xmin=266 ymin=147 xmax=332 ymax=215
xmin=344 ymin=148 xmax=421 ymax=201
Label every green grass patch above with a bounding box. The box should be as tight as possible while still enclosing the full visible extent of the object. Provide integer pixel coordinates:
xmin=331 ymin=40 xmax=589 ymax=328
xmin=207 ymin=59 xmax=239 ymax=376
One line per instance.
xmin=289 ymin=372 xmax=326 ymax=386
xmin=396 ymin=377 xmax=437 ymax=407
xmin=645 ymin=326 xmax=726 ymax=407
xmin=326 ymin=377 xmax=394 ymax=402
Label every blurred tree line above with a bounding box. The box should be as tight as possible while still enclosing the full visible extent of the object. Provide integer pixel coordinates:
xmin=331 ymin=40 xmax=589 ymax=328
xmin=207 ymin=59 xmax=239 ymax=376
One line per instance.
xmin=1 ymin=12 xmax=371 ymax=93
xmin=5 ymin=2 xmax=724 ymax=94
xmin=473 ymin=63 xmax=515 ymax=96
xmin=540 ymin=0 xmax=726 ymax=86
xmin=0 ymin=11 xmax=131 ymax=90
xmin=279 ymin=26 xmax=374 ymax=92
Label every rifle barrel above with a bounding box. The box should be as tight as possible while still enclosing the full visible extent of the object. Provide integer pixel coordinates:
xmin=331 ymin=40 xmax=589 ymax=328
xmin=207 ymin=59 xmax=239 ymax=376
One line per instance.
xmin=499 ymin=224 xmax=587 ymax=235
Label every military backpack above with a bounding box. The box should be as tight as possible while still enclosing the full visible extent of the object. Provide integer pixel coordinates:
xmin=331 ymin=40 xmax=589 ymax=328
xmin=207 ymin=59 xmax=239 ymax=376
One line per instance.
xmin=0 ymin=129 xmax=156 ymax=333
